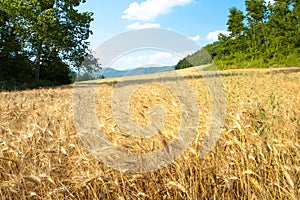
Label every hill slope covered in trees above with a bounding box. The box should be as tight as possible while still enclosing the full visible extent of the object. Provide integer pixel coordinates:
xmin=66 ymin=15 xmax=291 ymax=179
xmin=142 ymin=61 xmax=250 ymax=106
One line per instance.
xmin=176 ymin=0 xmax=299 ymax=70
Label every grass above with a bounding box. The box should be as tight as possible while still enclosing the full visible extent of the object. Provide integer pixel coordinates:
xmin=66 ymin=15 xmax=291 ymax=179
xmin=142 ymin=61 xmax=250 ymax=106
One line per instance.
xmin=0 ymin=67 xmax=299 ymax=199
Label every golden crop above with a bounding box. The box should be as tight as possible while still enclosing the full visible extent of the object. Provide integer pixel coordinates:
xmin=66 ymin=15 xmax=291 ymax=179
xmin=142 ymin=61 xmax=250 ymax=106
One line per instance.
xmin=0 ymin=67 xmax=299 ymax=199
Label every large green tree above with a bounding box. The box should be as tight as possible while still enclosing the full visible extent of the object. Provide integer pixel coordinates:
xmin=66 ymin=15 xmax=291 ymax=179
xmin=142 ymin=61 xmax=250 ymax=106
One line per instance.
xmin=0 ymin=0 xmax=93 ymax=85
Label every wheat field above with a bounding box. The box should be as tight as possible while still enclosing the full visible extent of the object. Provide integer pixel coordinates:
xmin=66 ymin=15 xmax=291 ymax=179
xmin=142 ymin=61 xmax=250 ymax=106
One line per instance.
xmin=0 ymin=67 xmax=300 ymax=199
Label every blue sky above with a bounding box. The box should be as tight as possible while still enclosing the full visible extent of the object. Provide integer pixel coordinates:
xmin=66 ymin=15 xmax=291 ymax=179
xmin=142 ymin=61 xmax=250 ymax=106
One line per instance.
xmin=77 ymin=1 xmax=251 ymax=70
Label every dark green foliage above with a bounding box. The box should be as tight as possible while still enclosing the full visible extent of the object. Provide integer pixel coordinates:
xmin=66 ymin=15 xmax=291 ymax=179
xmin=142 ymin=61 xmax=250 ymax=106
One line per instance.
xmin=40 ymin=56 xmax=72 ymax=85
xmin=0 ymin=0 xmax=93 ymax=90
xmin=0 ymin=55 xmax=34 ymax=83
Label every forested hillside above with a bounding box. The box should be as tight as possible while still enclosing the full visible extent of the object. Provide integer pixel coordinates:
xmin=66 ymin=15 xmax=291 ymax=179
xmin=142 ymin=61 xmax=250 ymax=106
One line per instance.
xmin=0 ymin=0 xmax=93 ymax=90
xmin=176 ymin=0 xmax=299 ymax=70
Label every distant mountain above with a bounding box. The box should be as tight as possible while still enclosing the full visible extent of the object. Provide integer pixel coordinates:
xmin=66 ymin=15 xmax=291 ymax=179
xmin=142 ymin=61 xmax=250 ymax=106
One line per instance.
xmin=101 ymin=66 xmax=175 ymax=78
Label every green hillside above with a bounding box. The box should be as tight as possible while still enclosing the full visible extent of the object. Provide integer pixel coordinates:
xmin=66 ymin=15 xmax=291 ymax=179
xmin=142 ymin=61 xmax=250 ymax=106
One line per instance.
xmin=176 ymin=0 xmax=299 ymax=70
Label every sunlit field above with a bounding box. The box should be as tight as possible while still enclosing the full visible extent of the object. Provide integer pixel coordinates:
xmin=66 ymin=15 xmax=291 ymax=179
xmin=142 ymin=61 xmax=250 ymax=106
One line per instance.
xmin=1 ymin=67 xmax=299 ymax=199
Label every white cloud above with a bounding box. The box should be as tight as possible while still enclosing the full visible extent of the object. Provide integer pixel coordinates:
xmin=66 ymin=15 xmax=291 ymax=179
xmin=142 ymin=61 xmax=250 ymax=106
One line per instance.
xmin=126 ymin=22 xmax=161 ymax=30
xmin=265 ymin=0 xmax=275 ymax=4
xmin=122 ymin=0 xmax=194 ymax=21
xmin=149 ymin=52 xmax=179 ymax=64
xmin=110 ymin=51 xmax=181 ymax=70
xmin=206 ymin=30 xmax=230 ymax=42
xmin=188 ymin=35 xmax=201 ymax=41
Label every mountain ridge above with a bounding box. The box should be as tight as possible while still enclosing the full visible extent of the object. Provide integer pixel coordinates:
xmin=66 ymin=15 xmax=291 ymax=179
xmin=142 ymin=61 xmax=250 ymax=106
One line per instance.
xmin=101 ymin=66 xmax=175 ymax=78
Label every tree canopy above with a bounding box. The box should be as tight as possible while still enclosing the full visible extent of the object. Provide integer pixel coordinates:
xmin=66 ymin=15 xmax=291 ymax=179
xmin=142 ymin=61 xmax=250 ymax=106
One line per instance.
xmin=176 ymin=0 xmax=299 ymax=70
xmin=0 ymin=0 xmax=93 ymax=90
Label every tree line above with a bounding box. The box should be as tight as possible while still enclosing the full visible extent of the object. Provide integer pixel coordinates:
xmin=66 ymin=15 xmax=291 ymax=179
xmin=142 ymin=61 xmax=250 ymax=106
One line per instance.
xmin=0 ymin=0 xmax=94 ymax=90
xmin=176 ymin=0 xmax=299 ymax=70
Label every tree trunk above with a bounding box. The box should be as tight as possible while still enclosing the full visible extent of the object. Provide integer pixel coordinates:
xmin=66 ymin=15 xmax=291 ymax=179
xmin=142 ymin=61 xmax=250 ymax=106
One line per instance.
xmin=35 ymin=41 xmax=43 ymax=80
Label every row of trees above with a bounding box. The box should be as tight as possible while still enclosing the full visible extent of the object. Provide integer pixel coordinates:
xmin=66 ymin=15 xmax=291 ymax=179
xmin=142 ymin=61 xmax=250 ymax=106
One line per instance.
xmin=0 ymin=0 xmax=94 ymax=90
xmin=177 ymin=0 xmax=299 ymax=70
